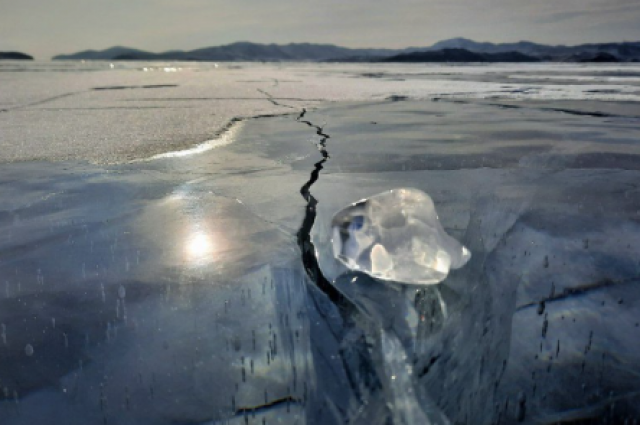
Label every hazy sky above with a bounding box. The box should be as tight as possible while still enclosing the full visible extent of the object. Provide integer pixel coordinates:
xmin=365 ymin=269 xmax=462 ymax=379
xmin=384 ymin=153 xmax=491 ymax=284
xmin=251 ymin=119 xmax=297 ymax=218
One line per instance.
xmin=1 ymin=0 xmax=639 ymax=59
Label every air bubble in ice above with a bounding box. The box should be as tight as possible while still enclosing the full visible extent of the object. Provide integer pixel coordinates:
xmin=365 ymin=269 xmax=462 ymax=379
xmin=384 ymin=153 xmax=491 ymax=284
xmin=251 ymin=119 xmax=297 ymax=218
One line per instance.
xmin=25 ymin=344 xmax=34 ymax=356
xmin=331 ymin=188 xmax=471 ymax=285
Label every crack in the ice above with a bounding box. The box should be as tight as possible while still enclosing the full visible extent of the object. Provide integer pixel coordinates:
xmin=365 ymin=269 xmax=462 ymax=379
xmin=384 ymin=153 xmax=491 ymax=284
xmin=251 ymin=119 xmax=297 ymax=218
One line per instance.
xmin=515 ymin=276 xmax=639 ymax=312
xmin=294 ymin=108 xmax=345 ymax=307
xmin=131 ymin=111 xmax=299 ymax=164
xmin=433 ymin=98 xmax=639 ymax=120
xmin=543 ymin=107 xmax=622 ymax=118
xmin=34 ymin=106 xmax=197 ymax=111
xmin=0 ymin=91 xmax=85 ymax=113
xmin=235 ymin=395 xmax=302 ymax=415
xmin=416 ymin=355 xmax=441 ymax=378
xmin=292 ymin=108 xmax=383 ymax=409
xmin=257 ymin=88 xmax=297 ymax=110
xmin=123 ymin=97 xmax=326 ymax=102
xmin=92 ymin=84 xmax=178 ymax=91
xmin=195 ymin=395 xmax=303 ymax=423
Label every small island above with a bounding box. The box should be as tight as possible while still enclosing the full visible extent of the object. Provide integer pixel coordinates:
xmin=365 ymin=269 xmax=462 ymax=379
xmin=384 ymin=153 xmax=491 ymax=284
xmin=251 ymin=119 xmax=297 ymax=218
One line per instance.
xmin=0 ymin=51 xmax=34 ymax=60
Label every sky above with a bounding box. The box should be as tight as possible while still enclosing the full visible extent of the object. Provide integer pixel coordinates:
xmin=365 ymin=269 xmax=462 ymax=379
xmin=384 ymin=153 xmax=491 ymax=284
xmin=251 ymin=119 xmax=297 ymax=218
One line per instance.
xmin=1 ymin=0 xmax=639 ymax=59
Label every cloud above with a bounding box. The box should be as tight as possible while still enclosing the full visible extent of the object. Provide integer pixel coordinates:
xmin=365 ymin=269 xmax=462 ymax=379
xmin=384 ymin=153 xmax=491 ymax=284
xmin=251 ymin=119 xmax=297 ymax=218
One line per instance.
xmin=535 ymin=1 xmax=640 ymax=25
xmin=535 ymin=10 xmax=591 ymax=24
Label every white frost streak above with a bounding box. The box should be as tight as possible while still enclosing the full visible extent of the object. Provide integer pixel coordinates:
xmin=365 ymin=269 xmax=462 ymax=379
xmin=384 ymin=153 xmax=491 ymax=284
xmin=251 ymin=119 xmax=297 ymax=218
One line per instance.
xmin=143 ymin=121 xmax=242 ymax=161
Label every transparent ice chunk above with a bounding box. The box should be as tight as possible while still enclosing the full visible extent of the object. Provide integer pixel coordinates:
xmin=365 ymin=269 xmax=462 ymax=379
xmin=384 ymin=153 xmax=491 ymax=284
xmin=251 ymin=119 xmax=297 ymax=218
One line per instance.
xmin=331 ymin=188 xmax=471 ymax=285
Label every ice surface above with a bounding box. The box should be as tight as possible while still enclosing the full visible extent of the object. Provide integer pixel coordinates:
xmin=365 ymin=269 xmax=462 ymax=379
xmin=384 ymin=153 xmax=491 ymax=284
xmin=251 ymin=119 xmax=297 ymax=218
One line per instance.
xmin=2 ymin=63 xmax=640 ymax=424
xmin=308 ymin=100 xmax=640 ymax=423
xmin=331 ymin=188 xmax=471 ymax=285
xmin=2 ymin=62 xmax=640 ymax=163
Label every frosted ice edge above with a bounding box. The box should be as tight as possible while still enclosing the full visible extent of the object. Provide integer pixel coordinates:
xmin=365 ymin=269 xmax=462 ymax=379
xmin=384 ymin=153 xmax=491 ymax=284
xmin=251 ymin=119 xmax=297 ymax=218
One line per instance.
xmin=331 ymin=188 xmax=471 ymax=285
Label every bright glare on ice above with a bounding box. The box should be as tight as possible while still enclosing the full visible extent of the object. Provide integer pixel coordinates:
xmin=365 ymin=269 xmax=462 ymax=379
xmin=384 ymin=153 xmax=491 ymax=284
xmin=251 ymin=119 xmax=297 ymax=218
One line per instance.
xmin=186 ymin=232 xmax=213 ymax=262
xmin=331 ymin=188 xmax=471 ymax=285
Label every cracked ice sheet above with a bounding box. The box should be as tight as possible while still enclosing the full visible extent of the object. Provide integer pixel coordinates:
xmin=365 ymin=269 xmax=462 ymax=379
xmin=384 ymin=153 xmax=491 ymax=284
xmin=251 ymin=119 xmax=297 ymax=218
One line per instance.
xmin=1 ymin=63 xmax=640 ymax=423
xmin=306 ymin=100 xmax=640 ymax=423
xmin=2 ymin=96 xmax=637 ymax=424
xmin=2 ymin=62 xmax=640 ymax=163
xmin=0 ymin=110 xmax=372 ymax=424
xmin=0 ymin=164 xmax=307 ymax=423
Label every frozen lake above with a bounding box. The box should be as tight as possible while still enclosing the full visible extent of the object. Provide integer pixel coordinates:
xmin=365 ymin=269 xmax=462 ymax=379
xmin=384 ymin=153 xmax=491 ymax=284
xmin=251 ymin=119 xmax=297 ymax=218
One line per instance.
xmin=1 ymin=61 xmax=640 ymax=424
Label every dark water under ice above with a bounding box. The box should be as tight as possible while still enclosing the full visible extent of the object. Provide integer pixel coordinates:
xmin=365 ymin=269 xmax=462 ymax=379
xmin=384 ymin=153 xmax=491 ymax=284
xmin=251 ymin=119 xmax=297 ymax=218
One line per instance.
xmin=1 ymin=99 xmax=639 ymax=424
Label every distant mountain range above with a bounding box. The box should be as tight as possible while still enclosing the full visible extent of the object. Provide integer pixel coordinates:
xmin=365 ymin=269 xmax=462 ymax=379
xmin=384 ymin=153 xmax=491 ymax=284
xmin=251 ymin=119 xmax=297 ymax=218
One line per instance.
xmin=0 ymin=51 xmax=33 ymax=60
xmin=380 ymin=49 xmax=541 ymax=63
xmin=53 ymin=43 xmax=399 ymax=62
xmin=421 ymin=37 xmax=640 ymax=62
xmin=53 ymin=38 xmax=640 ymax=62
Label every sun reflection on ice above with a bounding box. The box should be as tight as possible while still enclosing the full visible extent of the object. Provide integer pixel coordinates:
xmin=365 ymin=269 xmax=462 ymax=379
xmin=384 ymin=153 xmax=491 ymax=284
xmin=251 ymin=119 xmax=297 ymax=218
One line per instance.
xmin=186 ymin=231 xmax=214 ymax=265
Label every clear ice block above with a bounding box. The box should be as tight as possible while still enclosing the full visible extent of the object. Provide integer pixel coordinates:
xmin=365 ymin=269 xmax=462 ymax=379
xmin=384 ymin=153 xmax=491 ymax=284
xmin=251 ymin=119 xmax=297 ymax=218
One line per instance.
xmin=331 ymin=188 xmax=471 ymax=285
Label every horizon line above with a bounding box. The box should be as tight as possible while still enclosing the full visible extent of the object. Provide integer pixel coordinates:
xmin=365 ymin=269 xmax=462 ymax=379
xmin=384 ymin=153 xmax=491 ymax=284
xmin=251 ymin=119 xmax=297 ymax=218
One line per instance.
xmin=45 ymin=37 xmax=640 ymax=58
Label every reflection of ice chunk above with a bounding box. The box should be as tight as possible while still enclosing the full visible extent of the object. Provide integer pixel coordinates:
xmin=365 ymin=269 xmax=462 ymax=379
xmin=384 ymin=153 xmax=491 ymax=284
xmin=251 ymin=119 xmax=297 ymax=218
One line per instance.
xmin=331 ymin=188 xmax=471 ymax=285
